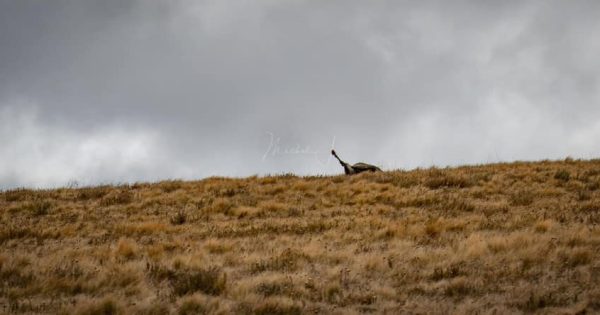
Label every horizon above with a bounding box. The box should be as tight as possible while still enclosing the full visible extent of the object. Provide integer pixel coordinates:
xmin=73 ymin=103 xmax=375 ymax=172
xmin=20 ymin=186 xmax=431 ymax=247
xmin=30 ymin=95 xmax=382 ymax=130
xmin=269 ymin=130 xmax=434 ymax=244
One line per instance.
xmin=2 ymin=155 xmax=596 ymax=191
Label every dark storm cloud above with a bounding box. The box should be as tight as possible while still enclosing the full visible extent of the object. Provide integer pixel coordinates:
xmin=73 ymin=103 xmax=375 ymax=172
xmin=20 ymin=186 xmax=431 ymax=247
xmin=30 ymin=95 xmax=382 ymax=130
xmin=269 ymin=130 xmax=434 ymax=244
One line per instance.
xmin=1 ymin=0 xmax=600 ymax=188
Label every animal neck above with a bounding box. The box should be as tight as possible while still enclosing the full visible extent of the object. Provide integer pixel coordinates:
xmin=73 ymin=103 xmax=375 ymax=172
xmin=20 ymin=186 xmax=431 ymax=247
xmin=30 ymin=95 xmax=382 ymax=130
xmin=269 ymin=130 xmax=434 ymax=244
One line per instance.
xmin=332 ymin=150 xmax=353 ymax=174
xmin=332 ymin=151 xmax=344 ymax=164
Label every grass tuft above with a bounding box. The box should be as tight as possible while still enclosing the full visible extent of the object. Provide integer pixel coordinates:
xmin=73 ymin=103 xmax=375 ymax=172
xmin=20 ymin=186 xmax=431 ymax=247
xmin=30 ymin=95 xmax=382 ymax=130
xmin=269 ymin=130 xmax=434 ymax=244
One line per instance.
xmin=31 ymin=199 xmax=52 ymax=216
xmin=74 ymin=298 xmax=120 ymax=315
xmin=148 ymin=263 xmax=226 ymax=296
xmin=554 ymin=169 xmax=571 ymax=182
xmin=101 ymin=190 xmax=133 ymax=206
xmin=178 ymin=298 xmax=207 ymax=315
xmin=170 ymin=210 xmax=187 ymax=225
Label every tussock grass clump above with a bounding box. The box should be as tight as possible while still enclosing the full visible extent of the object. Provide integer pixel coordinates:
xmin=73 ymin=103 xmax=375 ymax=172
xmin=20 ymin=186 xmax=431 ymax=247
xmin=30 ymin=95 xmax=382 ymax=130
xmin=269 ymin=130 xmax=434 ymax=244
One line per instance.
xmin=0 ymin=226 xmax=51 ymax=244
xmin=77 ymin=186 xmax=110 ymax=200
xmin=73 ymin=297 xmax=121 ymax=315
xmin=443 ymin=276 xmax=476 ymax=297
xmin=510 ymin=190 xmax=536 ymax=206
xmin=117 ymin=222 xmax=168 ymax=237
xmin=430 ymin=263 xmax=464 ymax=281
xmin=148 ymin=263 xmax=226 ymax=296
xmin=115 ymin=238 xmax=138 ymax=261
xmin=30 ymin=199 xmax=53 ymax=216
xmin=134 ymin=303 xmax=171 ymax=315
xmin=170 ymin=210 xmax=187 ymax=225
xmin=533 ymin=219 xmax=554 ymax=233
xmin=255 ymin=280 xmax=295 ymax=297
xmin=425 ymin=170 xmax=474 ymax=189
xmin=160 ymin=180 xmax=183 ymax=193
xmin=238 ymin=298 xmax=302 ymax=315
xmin=578 ymin=200 xmax=600 ymax=213
xmin=171 ymin=267 xmax=227 ymax=296
xmin=0 ymin=265 xmax=35 ymax=289
xmin=101 ymin=190 xmax=133 ymax=206
xmin=554 ymin=169 xmax=571 ymax=182
xmin=178 ymin=299 xmax=206 ymax=315
xmin=7 ymin=199 xmax=53 ymax=215
xmin=3 ymin=159 xmax=600 ymax=313
xmin=559 ymin=248 xmax=592 ymax=267
xmin=209 ymin=197 xmax=234 ymax=215
xmin=4 ymin=188 xmax=34 ymax=202
xmin=249 ymin=249 xmax=308 ymax=274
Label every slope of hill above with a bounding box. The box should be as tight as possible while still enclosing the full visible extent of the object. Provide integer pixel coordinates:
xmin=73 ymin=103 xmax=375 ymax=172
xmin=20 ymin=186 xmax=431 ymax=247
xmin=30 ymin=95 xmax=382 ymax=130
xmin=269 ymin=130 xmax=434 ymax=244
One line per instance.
xmin=2 ymin=159 xmax=600 ymax=314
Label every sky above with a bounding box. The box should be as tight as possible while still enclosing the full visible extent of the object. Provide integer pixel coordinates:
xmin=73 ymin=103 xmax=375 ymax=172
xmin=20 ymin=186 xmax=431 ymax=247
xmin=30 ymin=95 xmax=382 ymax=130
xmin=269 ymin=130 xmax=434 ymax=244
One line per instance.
xmin=1 ymin=0 xmax=600 ymax=189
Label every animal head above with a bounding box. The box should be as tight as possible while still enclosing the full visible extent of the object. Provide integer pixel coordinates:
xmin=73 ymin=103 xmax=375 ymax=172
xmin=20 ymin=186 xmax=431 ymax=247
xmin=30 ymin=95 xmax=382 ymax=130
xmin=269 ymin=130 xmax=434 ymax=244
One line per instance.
xmin=331 ymin=149 xmax=337 ymax=156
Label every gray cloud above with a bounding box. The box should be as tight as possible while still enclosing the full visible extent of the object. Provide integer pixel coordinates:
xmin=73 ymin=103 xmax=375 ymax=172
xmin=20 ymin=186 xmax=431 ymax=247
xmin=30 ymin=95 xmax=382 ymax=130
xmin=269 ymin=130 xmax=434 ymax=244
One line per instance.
xmin=1 ymin=0 xmax=600 ymax=188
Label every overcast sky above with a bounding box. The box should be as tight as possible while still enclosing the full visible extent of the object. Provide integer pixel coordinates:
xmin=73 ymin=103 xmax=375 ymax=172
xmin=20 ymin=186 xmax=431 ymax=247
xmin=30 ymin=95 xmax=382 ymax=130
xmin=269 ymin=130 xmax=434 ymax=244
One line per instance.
xmin=1 ymin=0 xmax=600 ymax=189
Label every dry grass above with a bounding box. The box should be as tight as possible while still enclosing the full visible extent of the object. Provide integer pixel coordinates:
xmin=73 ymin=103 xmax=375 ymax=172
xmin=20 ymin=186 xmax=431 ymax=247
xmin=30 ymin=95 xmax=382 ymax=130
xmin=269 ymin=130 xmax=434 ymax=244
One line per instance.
xmin=2 ymin=159 xmax=600 ymax=313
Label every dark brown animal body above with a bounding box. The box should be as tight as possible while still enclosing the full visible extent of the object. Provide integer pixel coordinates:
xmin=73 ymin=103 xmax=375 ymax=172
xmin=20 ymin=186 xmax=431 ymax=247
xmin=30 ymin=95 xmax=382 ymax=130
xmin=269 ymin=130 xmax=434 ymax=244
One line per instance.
xmin=331 ymin=150 xmax=382 ymax=175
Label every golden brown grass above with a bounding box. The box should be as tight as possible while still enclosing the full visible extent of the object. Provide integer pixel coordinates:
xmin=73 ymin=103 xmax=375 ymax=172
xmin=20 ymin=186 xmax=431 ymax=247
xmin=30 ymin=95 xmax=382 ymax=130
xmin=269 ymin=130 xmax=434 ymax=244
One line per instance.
xmin=2 ymin=159 xmax=600 ymax=314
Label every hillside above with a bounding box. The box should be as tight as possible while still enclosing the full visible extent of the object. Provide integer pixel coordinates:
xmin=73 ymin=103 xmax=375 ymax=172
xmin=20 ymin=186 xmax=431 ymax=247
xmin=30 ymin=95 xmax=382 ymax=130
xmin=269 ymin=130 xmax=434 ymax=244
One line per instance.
xmin=2 ymin=159 xmax=600 ymax=314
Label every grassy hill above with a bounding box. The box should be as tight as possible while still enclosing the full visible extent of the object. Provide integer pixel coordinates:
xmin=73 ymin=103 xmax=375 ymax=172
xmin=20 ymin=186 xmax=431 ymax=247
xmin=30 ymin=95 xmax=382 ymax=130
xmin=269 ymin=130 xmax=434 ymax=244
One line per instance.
xmin=2 ymin=159 xmax=600 ymax=314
